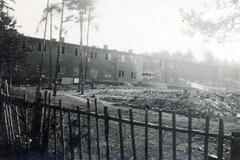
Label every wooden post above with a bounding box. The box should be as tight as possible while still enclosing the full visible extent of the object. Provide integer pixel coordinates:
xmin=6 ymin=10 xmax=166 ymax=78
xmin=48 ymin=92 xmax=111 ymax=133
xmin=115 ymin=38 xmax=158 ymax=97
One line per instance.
xmin=41 ymin=91 xmax=48 ymax=153
xmin=46 ymin=105 xmax=51 ymax=157
xmin=31 ymin=92 xmax=42 ymax=151
xmin=53 ymin=108 xmax=57 ymax=160
xmin=217 ymin=118 xmax=224 ymax=160
xmin=188 ymin=109 xmax=192 ymax=160
xmin=3 ymin=93 xmax=11 ymax=144
xmin=159 ymin=111 xmax=163 ymax=160
xmin=129 ymin=109 xmax=136 ymax=160
xmin=104 ymin=107 xmax=110 ymax=160
xmin=5 ymin=83 xmax=14 ymax=144
xmin=16 ymin=105 xmax=21 ymax=136
xmin=204 ymin=116 xmax=209 ymax=160
xmin=87 ymin=99 xmax=91 ymax=160
xmin=77 ymin=106 xmax=82 ymax=160
xmin=118 ymin=109 xmax=124 ymax=160
xmin=95 ymin=99 xmax=100 ymax=160
xmin=59 ymin=100 xmax=65 ymax=158
xmin=68 ymin=109 xmax=74 ymax=160
xmin=24 ymin=94 xmax=28 ymax=136
xmin=145 ymin=108 xmax=148 ymax=160
xmin=172 ymin=111 xmax=176 ymax=160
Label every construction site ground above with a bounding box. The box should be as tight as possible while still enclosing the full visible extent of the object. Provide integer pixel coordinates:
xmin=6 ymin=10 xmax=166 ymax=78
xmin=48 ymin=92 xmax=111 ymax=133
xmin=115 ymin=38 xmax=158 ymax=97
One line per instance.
xmin=10 ymin=82 xmax=240 ymax=159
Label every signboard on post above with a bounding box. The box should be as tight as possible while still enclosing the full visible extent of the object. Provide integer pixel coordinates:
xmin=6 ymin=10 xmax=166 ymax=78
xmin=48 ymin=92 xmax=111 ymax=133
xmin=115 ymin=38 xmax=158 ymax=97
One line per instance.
xmin=90 ymin=68 xmax=97 ymax=78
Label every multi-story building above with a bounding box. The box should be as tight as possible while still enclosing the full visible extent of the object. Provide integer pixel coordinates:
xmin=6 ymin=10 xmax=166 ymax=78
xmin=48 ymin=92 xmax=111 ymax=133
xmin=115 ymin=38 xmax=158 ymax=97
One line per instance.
xmin=18 ymin=36 xmax=224 ymax=89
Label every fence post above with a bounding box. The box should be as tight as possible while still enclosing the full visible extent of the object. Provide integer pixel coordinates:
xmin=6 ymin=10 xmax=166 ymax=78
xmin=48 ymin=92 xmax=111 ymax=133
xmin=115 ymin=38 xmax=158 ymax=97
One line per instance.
xmin=68 ymin=109 xmax=74 ymax=160
xmin=118 ymin=109 xmax=124 ymax=160
xmin=188 ymin=109 xmax=192 ymax=160
xmin=129 ymin=109 xmax=136 ymax=160
xmin=59 ymin=99 xmax=65 ymax=159
xmin=87 ymin=99 xmax=91 ymax=160
xmin=172 ymin=111 xmax=177 ymax=160
xmin=159 ymin=110 xmax=163 ymax=160
xmin=204 ymin=116 xmax=209 ymax=160
xmin=104 ymin=107 xmax=110 ymax=160
xmin=53 ymin=108 xmax=57 ymax=160
xmin=217 ymin=118 xmax=224 ymax=160
xmin=77 ymin=106 xmax=82 ymax=160
xmin=94 ymin=99 xmax=100 ymax=160
xmin=145 ymin=108 xmax=149 ymax=160
xmin=231 ymin=132 xmax=240 ymax=160
xmin=30 ymin=92 xmax=42 ymax=151
xmin=41 ymin=91 xmax=48 ymax=154
xmin=24 ymin=94 xmax=28 ymax=136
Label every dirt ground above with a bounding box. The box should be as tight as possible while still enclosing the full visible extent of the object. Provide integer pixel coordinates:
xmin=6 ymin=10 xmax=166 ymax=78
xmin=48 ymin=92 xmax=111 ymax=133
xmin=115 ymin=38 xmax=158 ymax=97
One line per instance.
xmin=11 ymin=83 xmax=240 ymax=159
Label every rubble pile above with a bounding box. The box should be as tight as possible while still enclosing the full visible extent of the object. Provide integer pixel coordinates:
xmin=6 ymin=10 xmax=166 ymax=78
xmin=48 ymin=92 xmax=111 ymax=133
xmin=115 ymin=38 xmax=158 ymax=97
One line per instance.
xmin=99 ymin=89 xmax=240 ymax=120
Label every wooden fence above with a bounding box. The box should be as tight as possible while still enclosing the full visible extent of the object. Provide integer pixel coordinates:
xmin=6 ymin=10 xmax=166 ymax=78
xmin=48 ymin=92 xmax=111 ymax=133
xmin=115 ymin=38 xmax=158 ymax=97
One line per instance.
xmin=1 ymin=88 xmax=240 ymax=159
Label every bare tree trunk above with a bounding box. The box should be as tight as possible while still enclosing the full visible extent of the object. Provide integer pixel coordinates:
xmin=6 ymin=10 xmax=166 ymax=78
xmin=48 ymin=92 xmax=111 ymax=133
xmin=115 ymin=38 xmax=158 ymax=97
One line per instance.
xmin=53 ymin=0 xmax=64 ymax=96
xmin=48 ymin=5 xmax=53 ymax=89
xmin=84 ymin=5 xmax=91 ymax=82
xmin=39 ymin=0 xmax=49 ymax=90
xmin=78 ymin=5 xmax=84 ymax=94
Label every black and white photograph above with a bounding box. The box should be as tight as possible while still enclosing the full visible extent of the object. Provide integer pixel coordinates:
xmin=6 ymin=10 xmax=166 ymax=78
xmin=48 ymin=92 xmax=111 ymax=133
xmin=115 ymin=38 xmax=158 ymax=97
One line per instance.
xmin=1 ymin=0 xmax=240 ymax=159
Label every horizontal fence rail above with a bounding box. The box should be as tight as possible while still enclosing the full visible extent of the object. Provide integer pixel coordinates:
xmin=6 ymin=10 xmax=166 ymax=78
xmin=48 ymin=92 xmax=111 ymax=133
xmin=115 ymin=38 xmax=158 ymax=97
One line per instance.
xmin=0 ymin=90 xmax=240 ymax=159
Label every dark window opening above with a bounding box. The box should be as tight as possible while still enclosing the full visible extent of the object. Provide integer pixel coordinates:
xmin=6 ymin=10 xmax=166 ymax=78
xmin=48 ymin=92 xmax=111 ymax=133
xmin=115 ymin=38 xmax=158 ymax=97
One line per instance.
xmin=106 ymin=53 xmax=109 ymax=60
xmin=95 ymin=51 xmax=97 ymax=58
xmin=62 ymin=46 xmax=65 ymax=54
xmin=37 ymin=43 xmax=41 ymax=51
xmin=75 ymin=48 xmax=78 ymax=56
xmin=119 ymin=70 xmax=125 ymax=78
xmin=91 ymin=50 xmax=94 ymax=58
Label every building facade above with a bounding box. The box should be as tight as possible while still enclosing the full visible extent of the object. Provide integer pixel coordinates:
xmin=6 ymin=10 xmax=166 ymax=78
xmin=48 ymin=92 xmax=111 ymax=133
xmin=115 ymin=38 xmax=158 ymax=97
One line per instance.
xmin=20 ymin=36 xmax=224 ymax=89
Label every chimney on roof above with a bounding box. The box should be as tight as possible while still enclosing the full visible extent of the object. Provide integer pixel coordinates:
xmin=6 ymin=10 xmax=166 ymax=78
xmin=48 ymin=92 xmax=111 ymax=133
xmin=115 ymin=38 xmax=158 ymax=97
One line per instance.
xmin=51 ymin=38 xmax=56 ymax=42
xmin=92 ymin=45 xmax=96 ymax=48
xmin=60 ymin=37 xmax=65 ymax=42
xmin=103 ymin=45 xmax=108 ymax=50
xmin=129 ymin=49 xmax=133 ymax=53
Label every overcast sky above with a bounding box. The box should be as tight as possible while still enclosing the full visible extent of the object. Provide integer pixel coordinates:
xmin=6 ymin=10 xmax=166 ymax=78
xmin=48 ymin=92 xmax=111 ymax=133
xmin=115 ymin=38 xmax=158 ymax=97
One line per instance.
xmin=10 ymin=0 xmax=240 ymax=62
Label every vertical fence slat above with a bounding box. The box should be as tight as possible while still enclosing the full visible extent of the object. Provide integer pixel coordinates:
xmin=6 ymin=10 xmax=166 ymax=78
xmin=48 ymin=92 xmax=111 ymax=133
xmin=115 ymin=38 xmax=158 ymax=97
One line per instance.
xmin=53 ymin=108 xmax=57 ymax=160
xmin=172 ymin=111 xmax=176 ymax=160
xmin=68 ymin=109 xmax=74 ymax=160
xmin=145 ymin=108 xmax=149 ymax=160
xmin=218 ymin=118 xmax=224 ymax=160
xmin=95 ymin=99 xmax=100 ymax=160
xmin=4 ymin=95 xmax=11 ymax=145
xmin=45 ymin=93 xmax=51 ymax=157
xmin=87 ymin=99 xmax=91 ymax=160
xmin=7 ymin=97 xmax=14 ymax=144
xmin=41 ymin=91 xmax=48 ymax=154
xmin=46 ymin=105 xmax=51 ymax=158
xmin=118 ymin=109 xmax=124 ymax=160
xmin=159 ymin=111 xmax=163 ymax=160
xmin=24 ymin=94 xmax=28 ymax=135
xmin=15 ymin=98 xmax=21 ymax=136
xmin=59 ymin=99 xmax=65 ymax=159
xmin=129 ymin=109 xmax=136 ymax=160
xmin=16 ymin=105 xmax=21 ymax=136
xmin=204 ymin=116 xmax=209 ymax=160
xmin=188 ymin=109 xmax=192 ymax=160
xmin=104 ymin=107 xmax=110 ymax=160
xmin=77 ymin=106 xmax=82 ymax=160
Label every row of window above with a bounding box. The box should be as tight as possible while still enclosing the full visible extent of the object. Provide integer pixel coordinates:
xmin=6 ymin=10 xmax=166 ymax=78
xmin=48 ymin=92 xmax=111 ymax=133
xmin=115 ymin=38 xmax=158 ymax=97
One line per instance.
xmin=168 ymin=76 xmax=219 ymax=85
xmin=37 ymin=64 xmax=135 ymax=79
xmin=168 ymin=62 xmax=219 ymax=74
xmin=37 ymin=43 xmax=126 ymax=62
